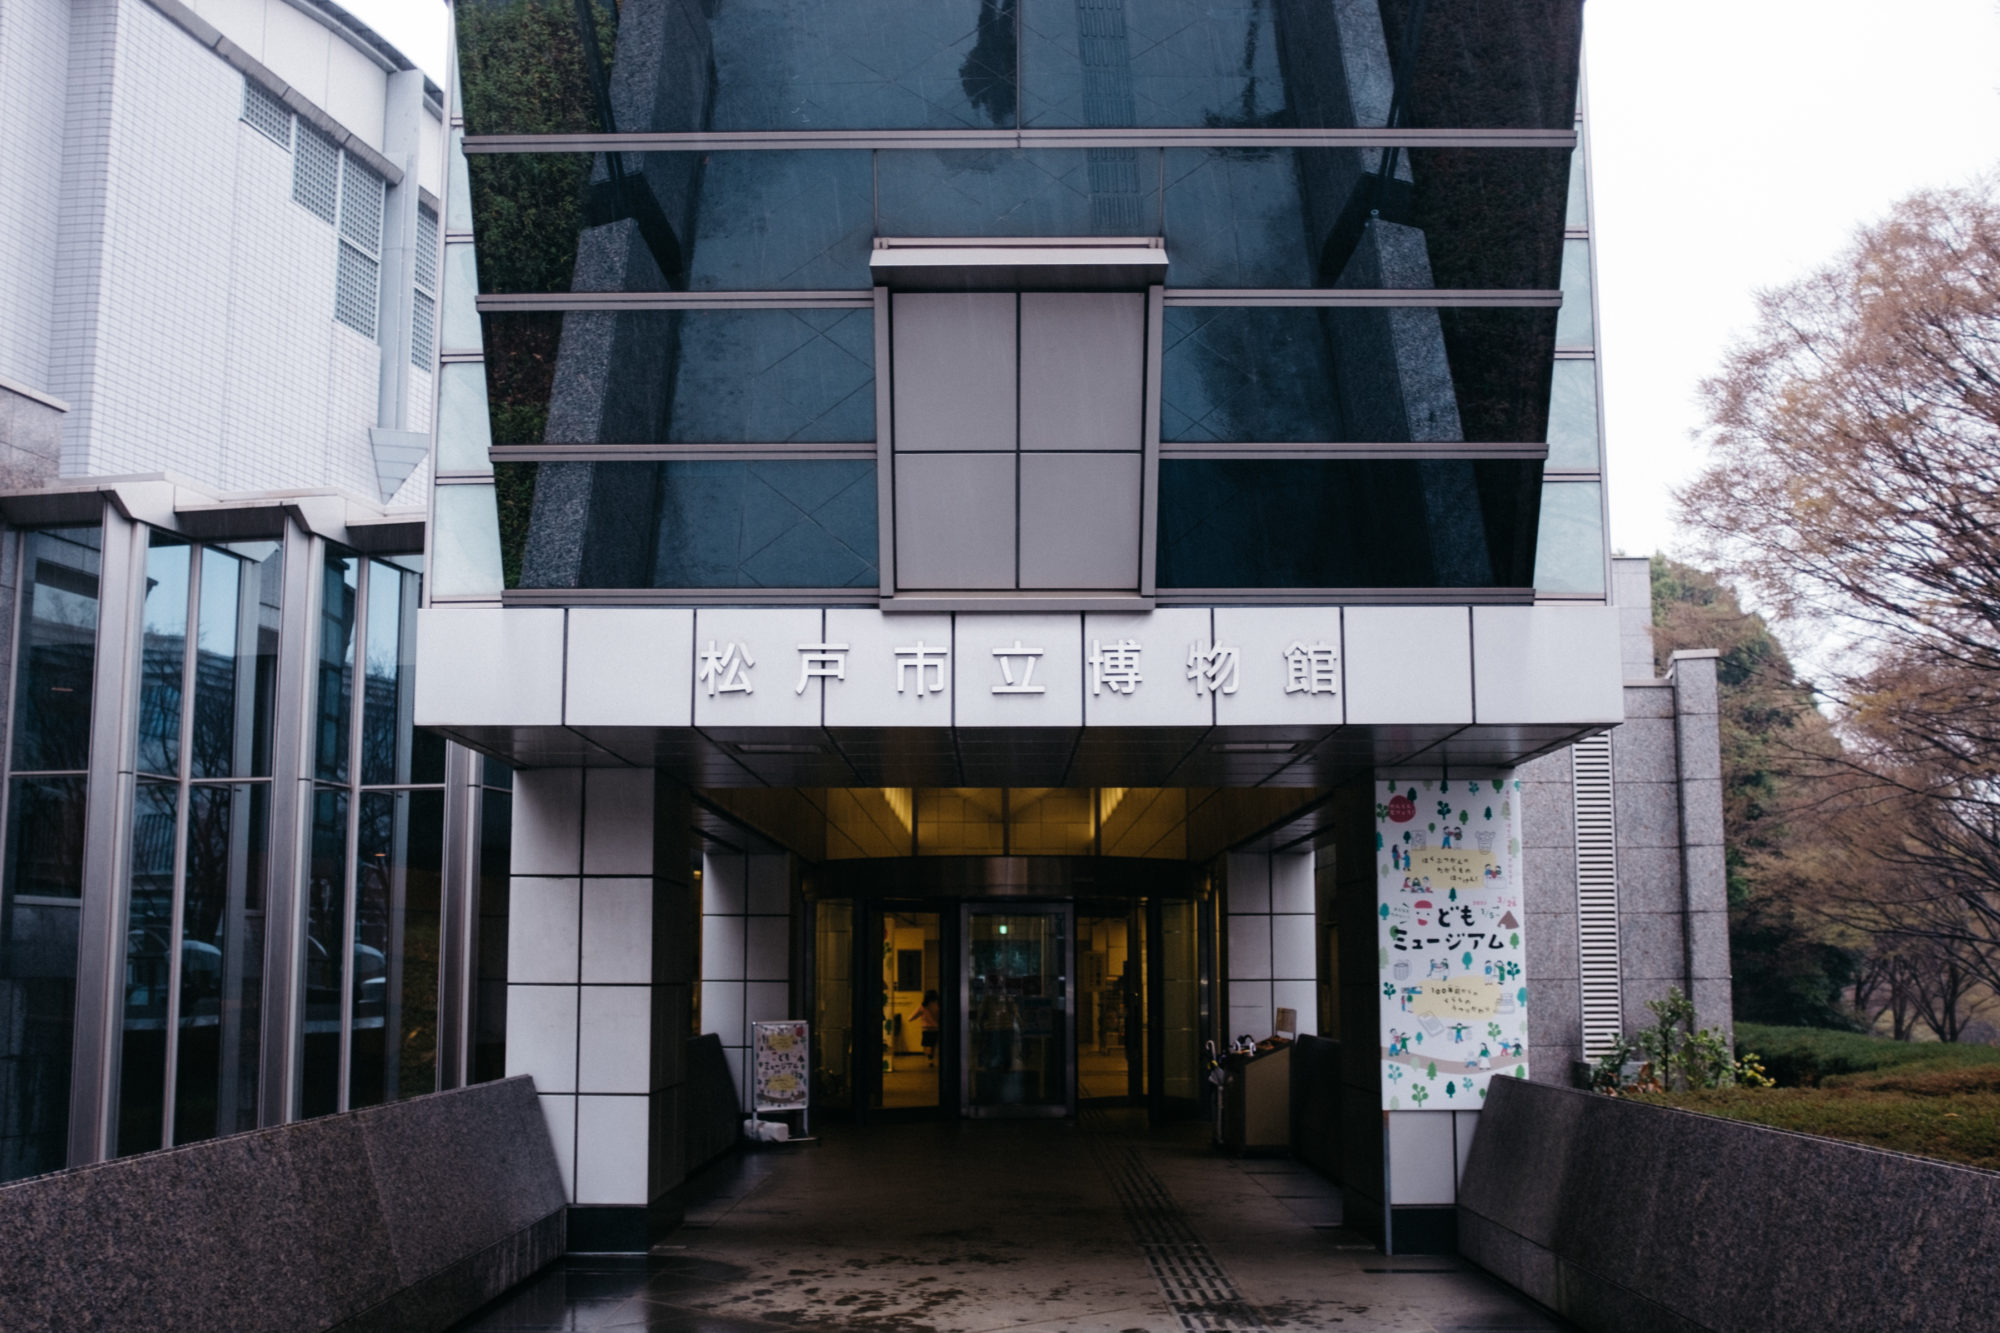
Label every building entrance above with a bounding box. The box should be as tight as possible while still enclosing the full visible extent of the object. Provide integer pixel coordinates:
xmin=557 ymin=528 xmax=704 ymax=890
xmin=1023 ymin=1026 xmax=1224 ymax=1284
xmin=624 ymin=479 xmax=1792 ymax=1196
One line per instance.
xmin=811 ymin=859 xmax=1210 ymax=1124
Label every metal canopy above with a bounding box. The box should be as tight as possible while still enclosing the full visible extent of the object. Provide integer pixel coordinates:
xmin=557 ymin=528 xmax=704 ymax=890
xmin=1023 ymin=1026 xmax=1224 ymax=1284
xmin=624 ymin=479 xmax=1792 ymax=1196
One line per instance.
xmin=870 ymin=237 xmax=1170 ymax=291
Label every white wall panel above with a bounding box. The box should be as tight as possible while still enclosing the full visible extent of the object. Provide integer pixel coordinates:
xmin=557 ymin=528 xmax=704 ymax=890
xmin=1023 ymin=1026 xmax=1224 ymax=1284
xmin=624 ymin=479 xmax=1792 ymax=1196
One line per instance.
xmin=566 ymin=608 xmax=694 ymax=728
xmin=1344 ymin=607 xmax=1473 ymax=725
xmin=414 ymin=608 xmax=565 ymax=727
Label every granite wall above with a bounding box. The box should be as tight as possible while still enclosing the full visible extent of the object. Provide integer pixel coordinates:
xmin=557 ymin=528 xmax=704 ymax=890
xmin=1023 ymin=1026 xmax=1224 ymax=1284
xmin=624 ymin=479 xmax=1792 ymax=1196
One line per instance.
xmin=0 ymin=1075 xmax=564 ymax=1333
xmin=1459 ymin=1076 xmax=2000 ymax=1332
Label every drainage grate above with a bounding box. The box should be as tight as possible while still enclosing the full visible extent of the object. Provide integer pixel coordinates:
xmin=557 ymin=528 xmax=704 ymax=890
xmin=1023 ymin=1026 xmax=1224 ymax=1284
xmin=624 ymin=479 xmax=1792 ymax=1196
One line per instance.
xmin=1083 ymin=1114 xmax=1272 ymax=1333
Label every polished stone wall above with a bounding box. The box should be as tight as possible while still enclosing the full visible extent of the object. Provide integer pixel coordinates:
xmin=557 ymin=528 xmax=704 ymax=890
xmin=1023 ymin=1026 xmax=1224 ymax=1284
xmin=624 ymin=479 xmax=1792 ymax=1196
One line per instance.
xmin=1460 ymin=1076 xmax=2000 ymax=1332
xmin=0 ymin=1076 xmax=564 ymax=1333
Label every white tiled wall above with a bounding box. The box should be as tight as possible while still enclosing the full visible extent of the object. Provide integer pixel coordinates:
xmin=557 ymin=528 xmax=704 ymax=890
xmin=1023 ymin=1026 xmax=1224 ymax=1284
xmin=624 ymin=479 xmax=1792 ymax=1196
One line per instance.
xmin=506 ymin=767 xmax=664 ymax=1208
xmin=0 ymin=1 xmax=70 ymax=391
xmin=700 ymin=848 xmax=795 ymax=1107
xmin=38 ymin=0 xmax=435 ymax=499
xmin=1225 ymin=849 xmax=1318 ymax=1043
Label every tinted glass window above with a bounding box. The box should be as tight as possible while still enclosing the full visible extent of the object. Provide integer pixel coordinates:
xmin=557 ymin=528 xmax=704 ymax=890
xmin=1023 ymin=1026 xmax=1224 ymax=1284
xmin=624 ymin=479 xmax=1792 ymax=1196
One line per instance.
xmin=11 ymin=528 xmax=101 ymax=773
xmin=1157 ymin=458 xmax=1540 ymax=587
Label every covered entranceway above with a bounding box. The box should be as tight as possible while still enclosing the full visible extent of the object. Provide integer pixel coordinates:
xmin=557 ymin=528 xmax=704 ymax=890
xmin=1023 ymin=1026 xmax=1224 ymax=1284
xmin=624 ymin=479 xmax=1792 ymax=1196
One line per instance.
xmin=808 ymin=856 xmax=1212 ymax=1124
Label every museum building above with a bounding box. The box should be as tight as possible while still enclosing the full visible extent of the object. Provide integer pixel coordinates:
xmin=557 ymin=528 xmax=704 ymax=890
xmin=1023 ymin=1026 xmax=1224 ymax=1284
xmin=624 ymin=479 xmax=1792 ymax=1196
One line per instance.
xmin=0 ymin=0 xmax=1729 ymax=1259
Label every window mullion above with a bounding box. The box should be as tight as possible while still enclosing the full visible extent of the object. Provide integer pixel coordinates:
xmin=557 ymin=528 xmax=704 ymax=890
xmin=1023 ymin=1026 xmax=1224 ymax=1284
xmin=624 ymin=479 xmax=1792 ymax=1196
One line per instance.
xmin=337 ymin=557 xmax=368 ymax=1112
xmin=157 ymin=543 xmax=203 ymax=1148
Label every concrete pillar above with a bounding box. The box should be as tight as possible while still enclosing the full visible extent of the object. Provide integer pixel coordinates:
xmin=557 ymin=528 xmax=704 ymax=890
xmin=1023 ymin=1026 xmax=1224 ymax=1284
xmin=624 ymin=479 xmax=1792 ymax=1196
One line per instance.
xmin=699 ymin=848 xmax=795 ymax=1110
xmin=504 ymin=766 xmax=696 ymax=1252
xmin=1223 ymin=849 xmax=1317 ymax=1043
xmin=1668 ymin=649 xmax=1730 ymax=1036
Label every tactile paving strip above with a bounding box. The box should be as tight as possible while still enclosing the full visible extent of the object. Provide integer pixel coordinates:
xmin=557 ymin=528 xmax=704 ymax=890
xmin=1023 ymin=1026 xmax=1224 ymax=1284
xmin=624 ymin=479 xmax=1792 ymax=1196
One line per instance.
xmin=1083 ymin=1112 xmax=1273 ymax=1333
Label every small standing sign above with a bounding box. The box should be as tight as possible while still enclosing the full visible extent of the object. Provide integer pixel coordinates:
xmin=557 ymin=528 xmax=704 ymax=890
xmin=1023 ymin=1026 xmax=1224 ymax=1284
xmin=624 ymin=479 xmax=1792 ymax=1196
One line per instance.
xmin=751 ymin=1020 xmax=810 ymax=1137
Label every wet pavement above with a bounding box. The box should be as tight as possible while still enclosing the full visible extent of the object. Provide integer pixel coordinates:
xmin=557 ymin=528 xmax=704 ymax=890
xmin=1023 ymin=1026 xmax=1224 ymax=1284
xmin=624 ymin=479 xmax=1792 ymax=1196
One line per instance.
xmin=450 ymin=1112 xmax=1565 ymax=1332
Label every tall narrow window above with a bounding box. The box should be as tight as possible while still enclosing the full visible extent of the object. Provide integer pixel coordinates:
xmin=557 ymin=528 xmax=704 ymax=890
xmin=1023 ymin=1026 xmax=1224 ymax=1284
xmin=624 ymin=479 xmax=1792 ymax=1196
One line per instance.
xmin=114 ymin=533 xmax=282 ymax=1155
xmin=298 ymin=553 xmax=446 ymax=1116
xmin=0 ymin=526 xmax=100 ymax=1182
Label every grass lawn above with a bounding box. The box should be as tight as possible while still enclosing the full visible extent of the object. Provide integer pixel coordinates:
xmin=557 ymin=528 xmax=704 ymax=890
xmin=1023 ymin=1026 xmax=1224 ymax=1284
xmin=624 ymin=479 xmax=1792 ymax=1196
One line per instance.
xmin=1631 ymin=1026 xmax=2000 ymax=1172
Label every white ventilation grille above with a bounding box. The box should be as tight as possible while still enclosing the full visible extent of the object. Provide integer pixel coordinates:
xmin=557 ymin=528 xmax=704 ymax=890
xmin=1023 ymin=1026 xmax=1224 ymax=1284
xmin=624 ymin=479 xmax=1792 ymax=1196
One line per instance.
xmin=339 ymin=156 xmax=384 ymax=254
xmin=1573 ymin=733 xmax=1623 ymax=1058
xmin=411 ymin=291 xmax=436 ymax=367
xmin=415 ymin=206 xmax=439 ymax=293
xmin=335 ymin=245 xmax=380 ymax=338
xmin=242 ymin=78 xmax=291 ymax=147
xmin=293 ymin=125 xmax=339 ymax=223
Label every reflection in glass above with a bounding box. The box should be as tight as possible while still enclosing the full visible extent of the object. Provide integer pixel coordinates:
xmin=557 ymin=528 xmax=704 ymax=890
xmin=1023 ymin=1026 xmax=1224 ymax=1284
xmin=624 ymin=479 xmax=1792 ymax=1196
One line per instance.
xmin=1162 ymin=308 xmax=1343 ymax=443
xmin=1546 ymin=359 xmax=1600 ymax=471
xmin=314 ymin=552 xmax=357 ymax=783
xmin=136 ymin=536 xmax=190 ymax=778
xmin=968 ymin=911 xmax=1066 ymax=1112
xmin=876 ymin=911 xmax=941 ymax=1111
xmin=446 ymin=128 xmax=474 ymax=233
xmin=11 ymin=527 xmax=101 ymax=773
xmin=172 ymin=784 xmax=267 ymax=1145
xmin=473 ymin=788 xmax=512 ymax=1085
xmin=812 ymin=899 xmax=852 ymax=1110
xmin=456 ymin=0 xmax=1581 ymax=134
xmin=1565 ymin=137 xmax=1588 ymax=230
xmin=349 ymin=790 xmax=444 ymax=1108
xmin=1078 ymin=910 xmax=1143 ymax=1102
xmin=4 ymin=777 xmax=87 ymax=898
xmin=300 ymin=787 xmax=348 ymax=1119
xmin=116 ymin=781 xmax=177 ymax=1156
xmin=191 ymin=542 xmax=281 ymax=780
xmin=0 ymin=891 xmax=80 ymax=1180
xmin=878 ymin=149 xmax=1162 ymax=238
xmin=1158 ymin=459 xmax=1542 ymax=588
xmin=1556 ymin=237 xmax=1593 ymax=348
xmin=1158 ymin=898 xmax=1200 ymax=1102
xmin=361 ymin=565 xmax=406 ymax=785
xmin=1533 ymin=480 xmax=1605 ymax=596
xmin=484 ymin=310 xmax=874 ymax=446
xmin=464 ymin=152 xmax=873 ymax=294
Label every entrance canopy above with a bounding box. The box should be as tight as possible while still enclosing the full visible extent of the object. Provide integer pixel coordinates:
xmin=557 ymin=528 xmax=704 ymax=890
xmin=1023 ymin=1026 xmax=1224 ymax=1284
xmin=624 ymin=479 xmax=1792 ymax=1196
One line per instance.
xmin=415 ymin=603 xmax=1622 ymax=789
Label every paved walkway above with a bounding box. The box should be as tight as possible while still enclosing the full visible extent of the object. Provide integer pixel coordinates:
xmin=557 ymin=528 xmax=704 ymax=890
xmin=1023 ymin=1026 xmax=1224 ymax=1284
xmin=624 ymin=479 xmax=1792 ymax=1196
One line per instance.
xmin=452 ymin=1113 xmax=1563 ymax=1332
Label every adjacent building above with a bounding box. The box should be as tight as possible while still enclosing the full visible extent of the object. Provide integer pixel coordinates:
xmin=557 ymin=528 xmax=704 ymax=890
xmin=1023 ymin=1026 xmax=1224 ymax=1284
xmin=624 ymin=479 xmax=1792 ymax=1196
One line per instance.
xmin=0 ymin=0 xmax=1729 ymax=1259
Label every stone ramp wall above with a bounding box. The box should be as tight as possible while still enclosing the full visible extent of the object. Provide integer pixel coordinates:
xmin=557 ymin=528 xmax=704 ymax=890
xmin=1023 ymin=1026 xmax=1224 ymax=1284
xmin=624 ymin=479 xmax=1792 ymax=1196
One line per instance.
xmin=1459 ymin=1076 xmax=2000 ymax=1332
xmin=0 ymin=1076 xmax=564 ymax=1333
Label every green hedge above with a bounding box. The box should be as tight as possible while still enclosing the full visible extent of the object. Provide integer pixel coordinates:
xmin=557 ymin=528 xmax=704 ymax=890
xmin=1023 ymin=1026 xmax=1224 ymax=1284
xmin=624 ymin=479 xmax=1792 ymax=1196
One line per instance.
xmin=1736 ymin=1022 xmax=2000 ymax=1088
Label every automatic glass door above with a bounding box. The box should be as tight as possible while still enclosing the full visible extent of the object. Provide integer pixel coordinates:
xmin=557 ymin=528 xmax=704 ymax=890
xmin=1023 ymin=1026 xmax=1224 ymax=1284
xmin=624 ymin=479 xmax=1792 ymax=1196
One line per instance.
xmin=962 ymin=906 xmax=1073 ymax=1117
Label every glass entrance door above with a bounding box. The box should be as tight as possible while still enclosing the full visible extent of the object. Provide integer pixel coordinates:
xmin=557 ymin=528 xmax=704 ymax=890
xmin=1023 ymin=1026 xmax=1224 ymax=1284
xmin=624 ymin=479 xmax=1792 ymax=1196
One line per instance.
xmin=963 ymin=906 xmax=1071 ymax=1117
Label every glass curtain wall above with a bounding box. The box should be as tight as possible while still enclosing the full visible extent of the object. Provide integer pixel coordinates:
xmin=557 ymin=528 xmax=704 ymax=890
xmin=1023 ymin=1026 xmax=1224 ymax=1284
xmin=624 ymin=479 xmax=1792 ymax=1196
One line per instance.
xmin=115 ymin=532 xmax=282 ymax=1155
xmin=0 ymin=526 xmax=101 ymax=1180
xmin=472 ymin=755 xmax=512 ymax=1084
xmin=301 ymin=550 xmax=446 ymax=1116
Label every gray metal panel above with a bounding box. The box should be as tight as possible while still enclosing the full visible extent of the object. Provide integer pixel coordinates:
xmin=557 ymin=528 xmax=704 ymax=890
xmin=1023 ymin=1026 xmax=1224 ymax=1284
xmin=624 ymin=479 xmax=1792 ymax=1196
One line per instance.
xmin=1019 ymin=292 xmax=1145 ymax=452
xmin=890 ymin=293 xmax=1016 ymax=453
xmin=893 ymin=452 xmax=1017 ymax=590
xmin=1017 ymin=453 xmax=1141 ymax=591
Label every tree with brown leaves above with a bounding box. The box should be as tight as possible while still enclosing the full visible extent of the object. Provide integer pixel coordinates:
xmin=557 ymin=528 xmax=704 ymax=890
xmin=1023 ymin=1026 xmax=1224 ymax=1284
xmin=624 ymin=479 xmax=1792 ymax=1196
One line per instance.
xmin=1679 ymin=176 xmax=2000 ymax=1040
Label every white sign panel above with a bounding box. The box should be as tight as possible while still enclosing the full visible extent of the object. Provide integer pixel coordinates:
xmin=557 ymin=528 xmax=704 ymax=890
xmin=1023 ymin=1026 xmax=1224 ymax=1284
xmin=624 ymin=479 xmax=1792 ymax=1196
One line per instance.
xmin=751 ymin=1020 xmax=810 ymax=1112
xmin=1376 ymin=774 xmax=1526 ymax=1110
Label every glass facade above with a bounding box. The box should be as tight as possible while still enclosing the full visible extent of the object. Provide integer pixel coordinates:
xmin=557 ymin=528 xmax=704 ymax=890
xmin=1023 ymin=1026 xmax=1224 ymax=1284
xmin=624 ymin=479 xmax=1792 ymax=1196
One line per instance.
xmin=116 ymin=533 xmax=282 ymax=1155
xmin=1 ymin=527 xmax=100 ymax=1179
xmin=0 ymin=511 xmax=507 ymax=1183
xmin=451 ymin=0 xmax=1593 ymax=596
xmin=301 ymin=552 xmax=445 ymax=1117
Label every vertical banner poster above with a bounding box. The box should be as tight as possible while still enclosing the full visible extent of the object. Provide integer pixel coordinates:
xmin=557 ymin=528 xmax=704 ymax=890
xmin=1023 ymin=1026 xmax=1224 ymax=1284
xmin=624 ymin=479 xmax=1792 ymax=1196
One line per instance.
xmin=1376 ymin=775 xmax=1527 ymax=1110
xmin=752 ymin=1020 xmax=811 ymax=1112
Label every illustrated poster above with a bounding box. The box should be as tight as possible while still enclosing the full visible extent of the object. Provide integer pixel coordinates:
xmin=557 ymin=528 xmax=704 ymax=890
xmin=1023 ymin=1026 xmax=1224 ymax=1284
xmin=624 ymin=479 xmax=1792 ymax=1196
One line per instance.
xmin=1376 ymin=774 xmax=1527 ymax=1110
xmin=752 ymin=1020 xmax=810 ymax=1111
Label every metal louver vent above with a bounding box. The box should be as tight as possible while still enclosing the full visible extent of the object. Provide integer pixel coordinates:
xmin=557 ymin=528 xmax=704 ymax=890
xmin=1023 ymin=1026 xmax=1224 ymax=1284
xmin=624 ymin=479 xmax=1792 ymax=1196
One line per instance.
xmin=339 ymin=156 xmax=384 ymax=254
xmin=415 ymin=206 xmax=439 ymax=293
xmin=1573 ymin=733 xmax=1622 ymax=1059
xmin=242 ymin=78 xmax=291 ymax=147
xmin=293 ymin=125 xmax=339 ymax=223
xmin=335 ymin=244 xmax=380 ymax=338
xmin=411 ymin=291 xmax=435 ymax=367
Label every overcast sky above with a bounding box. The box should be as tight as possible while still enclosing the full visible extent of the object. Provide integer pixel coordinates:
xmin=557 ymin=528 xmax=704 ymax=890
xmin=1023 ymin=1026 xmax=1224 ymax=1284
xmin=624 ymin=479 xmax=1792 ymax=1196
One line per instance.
xmin=354 ymin=1 xmax=2000 ymax=562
